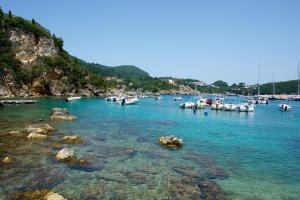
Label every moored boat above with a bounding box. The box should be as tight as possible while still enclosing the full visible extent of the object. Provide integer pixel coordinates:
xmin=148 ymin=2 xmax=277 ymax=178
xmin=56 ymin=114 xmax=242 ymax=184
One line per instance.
xmin=278 ymin=104 xmax=291 ymax=111
xmin=238 ymin=103 xmax=255 ymax=112
xmin=173 ymin=96 xmax=182 ymax=101
xmin=179 ymin=102 xmax=195 ymax=109
xmin=118 ymin=97 xmax=139 ymax=105
xmin=223 ymin=103 xmax=238 ymax=111
xmin=65 ymin=96 xmax=82 ymax=102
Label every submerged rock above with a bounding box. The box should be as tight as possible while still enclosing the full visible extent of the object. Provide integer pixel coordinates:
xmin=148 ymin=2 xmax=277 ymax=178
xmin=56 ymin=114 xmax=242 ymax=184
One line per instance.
xmin=25 ymin=124 xmax=53 ymax=135
xmin=51 ymin=143 xmax=63 ymax=149
xmin=67 ymin=158 xmax=105 ymax=172
xmin=197 ymin=179 xmax=229 ymax=200
xmin=9 ymin=130 xmax=25 ymax=137
xmin=27 ymin=132 xmax=47 ymax=139
xmin=2 ymin=156 xmax=13 ymax=164
xmin=63 ymin=135 xmax=82 ymax=144
xmin=44 ymin=191 xmax=67 ymax=200
xmin=50 ymin=108 xmax=76 ymax=121
xmin=157 ymin=135 xmax=183 ymax=147
xmin=11 ymin=190 xmax=67 ymax=200
xmin=124 ymin=172 xmax=146 ymax=185
xmin=56 ymin=148 xmax=74 ymax=161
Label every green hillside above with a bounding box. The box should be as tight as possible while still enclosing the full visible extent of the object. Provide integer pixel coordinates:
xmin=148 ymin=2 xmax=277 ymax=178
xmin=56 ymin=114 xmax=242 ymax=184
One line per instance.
xmin=77 ymin=60 xmax=150 ymax=81
xmin=260 ymin=80 xmax=299 ymax=94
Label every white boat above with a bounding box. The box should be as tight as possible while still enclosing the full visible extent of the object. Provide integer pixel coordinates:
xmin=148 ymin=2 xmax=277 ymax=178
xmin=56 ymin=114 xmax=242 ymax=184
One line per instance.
xmin=106 ymin=96 xmax=119 ymax=101
xmin=223 ymin=104 xmax=238 ymax=111
xmin=211 ymin=103 xmax=223 ymax=110
xmin=179 ymin=102 xmax=195 ymax=109
xmin=238 ymin=104 xmax=255 ymax=112
xmin=155 ymin=96 xmax=162 ymax=100
xmin=278 ymin=104 xmax=291 ymax=111
xmin=173 ymin=96 xmax=182 ymax=101
xmin=196 ymin=98 xmax=207 ymax=108
xmin=118 ymin=97 xmax=139 ymax=105
xmin=65 ymin=96 xmax=81 ymax=102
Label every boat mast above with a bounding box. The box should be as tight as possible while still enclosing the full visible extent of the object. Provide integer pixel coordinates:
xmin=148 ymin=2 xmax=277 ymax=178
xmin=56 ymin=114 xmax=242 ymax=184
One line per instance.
xmin=257 ymin=64 xmax=260 ymax=96
xmin=273 ymin=72 xmax=275 ymax=95
xmin=298 ymin=63 xmax=300 ymax=95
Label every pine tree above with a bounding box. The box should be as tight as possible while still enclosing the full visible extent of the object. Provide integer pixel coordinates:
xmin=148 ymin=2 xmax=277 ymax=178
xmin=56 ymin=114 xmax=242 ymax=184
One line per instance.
xmin=8 ymin=10 xmax=12 ymax=18
xmin=32 ymin=18 xmax=36 ymax=25
xmin=0 ymin=7 xmax=3 ymax=20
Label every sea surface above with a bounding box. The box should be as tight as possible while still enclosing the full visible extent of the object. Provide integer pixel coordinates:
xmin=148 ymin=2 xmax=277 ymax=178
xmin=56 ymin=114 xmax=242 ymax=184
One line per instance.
xmin=0 ymin=96 xmax=300 ymax=200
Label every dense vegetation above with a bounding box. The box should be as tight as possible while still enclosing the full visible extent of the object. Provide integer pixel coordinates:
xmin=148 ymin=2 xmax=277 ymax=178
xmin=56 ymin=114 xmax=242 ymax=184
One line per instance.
xmin=260 ymin=80 xmax=299 ymax=94
xmin=78 ymin=60 xmax=178 ymax=92
xmin=78 ymin=60 xmax=150 ymax=80
xmin=0 ymin=8 xmax=108 ymax=95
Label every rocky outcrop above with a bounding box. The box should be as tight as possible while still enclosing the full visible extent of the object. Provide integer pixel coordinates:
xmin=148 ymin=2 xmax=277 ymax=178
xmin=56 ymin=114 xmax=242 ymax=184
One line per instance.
xmin=50 ymin=108 xmax=77 ymax=121
xmin=25 ymin=124 xmax=54 ymax=134
xmin=27 ymin=132 xmax=47 ymax=139
xmin=63 ymin=135 xmax=82 ymax=144
xmin=157 ymin=135 xmax=183 ymax=147
xmin=8 ymin=27 xmax=58 ymax=64
xmin=25 ymin=124 xmax=53 ymax=139
xmin=56 ymin=148 xmax=74 ymax=161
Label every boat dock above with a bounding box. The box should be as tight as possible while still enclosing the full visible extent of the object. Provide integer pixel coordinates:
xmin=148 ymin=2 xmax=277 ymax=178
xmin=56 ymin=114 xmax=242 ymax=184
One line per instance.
xmin=0 ymin=100 xmax=39 ymax=104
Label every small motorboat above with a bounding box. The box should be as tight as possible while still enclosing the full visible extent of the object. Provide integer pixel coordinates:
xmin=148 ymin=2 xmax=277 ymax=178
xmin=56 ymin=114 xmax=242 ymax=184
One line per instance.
xmin=106 ymin=96 xmax=119 ymax=101
xmin=155 ymin=96 xmax=162 ymax=101
xmin=278 ymin=104 xmax=291 ymax=111
xmin=65 ymin=96 xmax=82 ymax=102
xmin=238 ymin=104 xmax=255 ymax=112
xmin=173 ymin=96 xmax=182 ymax=101
xmin=223 ymin=104 xmax=238 ymax=111
xmin=118 ymin=97 xmax=139 ymax=105
xmin=179 ymin=102 xmax=195 ymax=109
xmin=206 ymin=99 xmax=213 ymax=105
xmin=196 ymin=98 xmax=207 ymax=108
xmin=211 ymin=103 xmax=223 ymax=110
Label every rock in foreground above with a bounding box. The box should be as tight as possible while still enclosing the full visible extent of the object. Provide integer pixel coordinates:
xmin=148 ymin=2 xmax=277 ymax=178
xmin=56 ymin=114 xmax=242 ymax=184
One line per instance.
xmin=50 ymin=108 xmax=77 ymax=121
xmin=2 ymin=156 xmax=13 ymax=164
xmin=25 ymin=124 xmax=53 ymax=139
xmin=27 ymin=132 xmax=47 ymax=139
xmin=12 ymin=189 xmax=67 ymax=200
xmin=157 ymin=135 xmax=183 ymax=147
xmin=56 ymin=148 xmax=74 ymax=161
xmin=63 ymin=135 xmax=82 ymax=144
xmin=25 ymin=124 xmax=54 ymax=134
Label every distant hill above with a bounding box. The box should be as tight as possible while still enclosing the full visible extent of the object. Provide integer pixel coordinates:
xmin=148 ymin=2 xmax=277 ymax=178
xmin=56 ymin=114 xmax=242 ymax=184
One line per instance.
xmin=77 ymin=60 xmax=150 ymax=80
xmin=260 ymin=80 xmax=299 ymax=94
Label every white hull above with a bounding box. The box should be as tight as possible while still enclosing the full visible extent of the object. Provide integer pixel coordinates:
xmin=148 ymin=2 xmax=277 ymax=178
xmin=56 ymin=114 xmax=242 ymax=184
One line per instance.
xmin=66 ymin=96 xmax=81 ymax=102
xmin=278 ymin=104 xmax=291 ymax=111
xmin=223 ymin=104 xmax=238 ymax=111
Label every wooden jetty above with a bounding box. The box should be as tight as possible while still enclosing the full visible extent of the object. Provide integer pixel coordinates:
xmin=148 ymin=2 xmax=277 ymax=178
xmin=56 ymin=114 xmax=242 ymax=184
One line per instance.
xmin=0 ymin=100 xmax=39 ymax=104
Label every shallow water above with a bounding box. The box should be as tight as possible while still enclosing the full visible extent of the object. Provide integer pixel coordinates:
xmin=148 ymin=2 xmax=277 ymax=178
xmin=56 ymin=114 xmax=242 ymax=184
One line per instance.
xmin=0 ymin=96 xmax=300 ymax=199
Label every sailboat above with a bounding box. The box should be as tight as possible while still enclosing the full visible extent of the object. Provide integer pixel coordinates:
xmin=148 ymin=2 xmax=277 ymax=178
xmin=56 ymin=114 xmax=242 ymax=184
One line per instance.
xmin=269 ymin=72 xmax=277 ymax=100
xmin=293 ymin=64 xmax=300 ymax=101
xmin=251 ymin=64 xmax=269 ymax=104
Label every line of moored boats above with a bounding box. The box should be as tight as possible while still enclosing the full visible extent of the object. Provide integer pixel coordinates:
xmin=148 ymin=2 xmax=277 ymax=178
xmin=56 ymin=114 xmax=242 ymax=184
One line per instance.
xmin=178 ymin=96 xmax=293 ymax=112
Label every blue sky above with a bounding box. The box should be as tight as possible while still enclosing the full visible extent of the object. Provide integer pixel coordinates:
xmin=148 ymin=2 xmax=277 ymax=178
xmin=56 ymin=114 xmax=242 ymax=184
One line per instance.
xmin=1 ymin=0 xmax=300 ymax=84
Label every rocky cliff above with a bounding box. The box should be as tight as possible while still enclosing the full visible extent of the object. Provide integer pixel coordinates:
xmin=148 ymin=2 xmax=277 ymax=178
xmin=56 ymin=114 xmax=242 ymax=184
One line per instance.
xmin=0 ymin=12 xmax=108 ymax=97
xmin=8 ymin=27 xmax=58 ymax=64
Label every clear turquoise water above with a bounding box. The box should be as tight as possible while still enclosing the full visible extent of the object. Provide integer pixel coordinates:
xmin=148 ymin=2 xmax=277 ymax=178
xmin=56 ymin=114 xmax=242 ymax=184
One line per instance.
xmin=0 ymin=96 xmax=300 ymax=199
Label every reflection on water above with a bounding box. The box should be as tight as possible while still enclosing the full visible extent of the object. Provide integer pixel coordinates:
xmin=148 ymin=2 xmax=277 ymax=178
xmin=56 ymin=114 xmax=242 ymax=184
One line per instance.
xmin=0 ymin=96 xmax=300 ymax=199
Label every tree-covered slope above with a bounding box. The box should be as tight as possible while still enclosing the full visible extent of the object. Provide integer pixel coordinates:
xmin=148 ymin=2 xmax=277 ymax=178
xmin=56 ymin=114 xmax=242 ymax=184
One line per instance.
xmin=0 ymin=8 xmax=108 ymax=96
xmin=77 ymin=60 xmax=150 ymax=81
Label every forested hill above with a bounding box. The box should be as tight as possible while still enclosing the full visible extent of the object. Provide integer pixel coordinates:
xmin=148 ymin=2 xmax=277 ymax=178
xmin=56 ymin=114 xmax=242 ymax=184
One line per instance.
xmin=77 ymin=60 xmax=150 ymax=81
xmin=260 ymin=80 xmax=299 ymax=94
